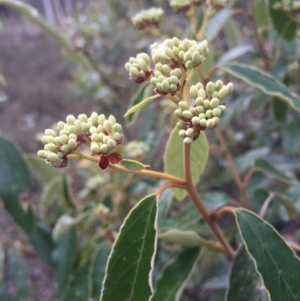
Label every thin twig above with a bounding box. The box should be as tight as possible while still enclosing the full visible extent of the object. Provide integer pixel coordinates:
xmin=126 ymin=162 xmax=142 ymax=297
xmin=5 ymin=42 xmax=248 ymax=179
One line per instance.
xmin=259 ymin=192 xmax=275 ymax=217
xmin=156 ymin=181 xmax=186 ymax=198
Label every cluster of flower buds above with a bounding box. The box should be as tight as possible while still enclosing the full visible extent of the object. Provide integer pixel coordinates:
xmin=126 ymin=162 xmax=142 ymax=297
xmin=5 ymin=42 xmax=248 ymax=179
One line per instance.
xmin=150 ymin=65 xmax=182 ymax=94
xmin=175 ymin=80 xmax=233 ymax=144
xmin=131 ymin=7 xmax=164 ymax=30
xmin=167 ymin=0 xmax=192 ymax=13
xmin=151 ymin=38 xmax=209 ymax=70
xmin=272 ymin=0 xmax=300 ymax=11
xmin=125 ymin=53 xmax=152 ymax=83
xmin=125 ymin=37 xmax=209 ymax=96
xmin=37 ymin=112 xmax=123 ymax=170
xmin=125 ymin=141 xmax=149 ymax=158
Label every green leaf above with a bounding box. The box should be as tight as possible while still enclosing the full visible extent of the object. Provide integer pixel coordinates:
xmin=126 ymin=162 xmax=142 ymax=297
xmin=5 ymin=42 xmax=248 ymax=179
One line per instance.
xmin=152 ymin=247 xmax=201 ymax=301
xmin=52 ymin=215 xmax=76 ymax=242
xmin=30 ymin=222 xmax=54 ymax=266
xmin=164 ymin=129 xmax=209 ymax=201
xmin=273 ymin=98 xmax=288 ymax=121
xmin=54 ymin=229 xmax=76 ymax=298
xmin=126 ymin=82 xmax=153 ymax=125
xmin=253 ymin=158 xmax=295 ymax=184
xmin=62 ymin=261 xmax=90 ymax=301
xmin=100 ymin=194 xmax=158 ymax=301
xmin=282 ymin=119 xmax=300 ymax=155
xmin=0 ymin=135 xmax=35 ymax=234
xmin=124 ymin=94 xmax=159 ymax=118
xmin=274 ymin=193 xmax=298 ymax=219
xmin=254 ymin=0 xmax=269 ymax=27
xmin=220 ymin=63 xmax=300 ymax=112
xmin=225 ymin=245 xmax=269 ymax=301
xmin=120 ymin=159 xmax=149 ymax=171
xmin=0 ymin=0 xmax=94 ymax=71
xmin=88 ymin=244 xmax=111 ymax=301
xmin=205 ymin=9 xmax=232 ymax=41
xmin=202 ymin=192 xmax=230 ymax=211
xmin=5 ymin=247 xmax=30 ymax=301
xmin=25 ymin=154 xmax=62 ymax=184
xmin=235 ymin=209 xmax=300 ymax=301
xmin=269 ymin=0 xmax=297 ymax=41
xmin=158 ymin=229 xmax=222 ymax=250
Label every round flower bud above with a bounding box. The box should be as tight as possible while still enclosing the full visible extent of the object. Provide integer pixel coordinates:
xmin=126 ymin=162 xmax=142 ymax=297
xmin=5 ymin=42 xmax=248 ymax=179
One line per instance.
xmin=100 ymin=144 xmax=108 ymax=154
xmin=98 ymin=114 xmax=106 ymax=125
xmin=196 ymin=106 xmax=205 ymax=113
xmin=198 ymin=113 xmax=206 ymax=120
xmin=107 ymin=138 xmax=116 ymax=149
xmin=129 ymin=67 xmax=139 ymax=78
xmin=112 ymin=132 xmax=122 ymax=141
xmin=195 ymin=97 xmax=203 ymax=106
xmin=91 ymin=143 xmax=100 ymax=154
xmin=179 ymin=129 xmax=186 ymax=137
xmin=41 ymin=136 xmax=48 ymax=144
xmin=206 ymin=82 xmax=215 ymax=95
xmin=212 ymin=117 xmax=220 ymax=125
xmin=210 ymin=98 xmax=220 ymax=108
xmin=226 ymin=82 xmax=234 ymax=94
xmin=182 ymin=110 xmax=193 ymax=119
xmin=206 ymin=110 xmax=213 ymax=118
xmin=212 ymin=108 xmax=222 ymax=117
xmin=178 ymin=101 xmax=189 ymax=110
xmin=68 ymin=139 xmax=77 ymax=150
xmin=90 ymin=112 xmax=99 ymax=125
xmin=45 ymin=136 xmax=56 ymax=144
xmin=200 ymin=119 xmax=207 ymax=127
xmin=47 ymin=153 xmax=60 ymax=163
xmin=57 ymin=121 xmax=66 ymax=131
xmin=66 ymin=115 xmax=76 ymax=125
xmin=45 ymin=143 xmax=57 ymax=152
xmin=45 ymin=129 xmax=56 ymax=137
xmin=218 ymin=105 xmax=226 ymax=111
xmin=67 ymin=125 xmax=77 ymax=135
xmin=37 ymin=150 xmax=47 ymax=159
xmin=186 ymin=128 xmax=195 ymax=137
xmin=170 ymin=84 xmax=178 ymax=93
xmin=108 ymin=115 xmax=116 ymax=124
xmin=103 ymin=120 xmax=114 ymax=135
xmin=161 ymin=80 xmax=170 ymax=93
xmin=192 ymin=116 xmax=200 ymax=125
xmin=78 ymin=114 xmax=88 ymax=122
xmin=69 ymin=134 xmax=77 ymax=141
xmin=170 ymin=76 xmax=179 ymax=85
xmin=215 ymin=80 xmax=223 ymax=91
xmin=219 ymin=87 xmax=229 ymax=100
xmin=175 ymin=109 xmax=182 ymax=117
xmin=206 ymin=119 xmax=215 ymax=129
xmin=197 ymin=89 xmax=206 ymax=99
xmin=59 ymin=134 xmax=68 ymax=145
xmin=190 ymin=86 xmax=198 ymax=99
xmin=191 ymin=52 xmax=203 ymax=66
xmin=113 ymin=123 xmax=122 ymax=133
xmin=74 ymin=120 xmax=82 ymax=133
xmin=183 ymin=137 xmax=193 ymax=144
xmin=203 ymin=99 xmax=211 ymax=109
xmin=61 ymin=145 xmax=71 ymax=153
xmin=91 ymin=133 xmax=99 ymax=142
xmin=176 ymin=121 xmax=186 ymax=129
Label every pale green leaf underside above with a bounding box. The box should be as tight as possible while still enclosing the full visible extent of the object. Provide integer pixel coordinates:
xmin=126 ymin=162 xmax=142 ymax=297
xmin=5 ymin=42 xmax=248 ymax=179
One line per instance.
xmin=164 ymin=129 xmax=209 ymax=201
xmin=100 ymin=194 xmax=157 ymax=301
xmin=235 ymin=209 xmax=300 ymax=301
xmin=226 ymin=245 xmax=270 ymax=301
xmin=152 ymin=247 xmax=201 ymax=301
xmin=120 ymin=159 xmax=148 ymax=171
xmin=220 ymin=63 xmax=300 ymax=112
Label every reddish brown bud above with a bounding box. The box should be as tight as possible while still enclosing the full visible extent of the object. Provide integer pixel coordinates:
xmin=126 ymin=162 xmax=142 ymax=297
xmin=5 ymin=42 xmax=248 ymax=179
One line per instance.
xmin=108 ymin=152 xmax=123 ymax=164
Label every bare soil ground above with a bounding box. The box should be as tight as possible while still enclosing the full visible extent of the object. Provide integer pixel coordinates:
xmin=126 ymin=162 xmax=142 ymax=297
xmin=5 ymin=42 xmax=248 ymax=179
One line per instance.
xmin=0 ymin=20 xmax=100 ymax=301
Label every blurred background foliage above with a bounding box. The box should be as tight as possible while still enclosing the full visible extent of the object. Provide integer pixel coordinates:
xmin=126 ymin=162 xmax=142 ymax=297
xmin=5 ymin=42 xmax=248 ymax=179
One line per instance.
xmin=0 ymin=0 xmax=300 ymax=300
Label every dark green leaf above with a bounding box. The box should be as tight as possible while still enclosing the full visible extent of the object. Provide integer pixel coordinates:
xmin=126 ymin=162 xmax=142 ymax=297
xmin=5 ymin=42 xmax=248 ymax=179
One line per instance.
xmin=54 ymin=229 xmax=76 ymax=298
xmin=202 ymin=192 xmax=230 ymax=211
xmin=62 ymin=261 xmax=90 ymax=301
xmin=269 ymin=0 xmax=297 ymax=40
xmin=164 ymin=129 xmax=209 ymax=201
xmin=273 ymin=98 xmax=288 ymax=121
xmin=89 ymin=244 xmax=111 ymax=301
xmin=225 ymin=245 xmax=269 ymax=301
xmin=120 ymin=159 xmax=148 ymax=171
xmin=30 ymin=222 xmax=54 ymax=266
xmin=282 ymin=120 xmax=300 ymax=155
xmin=100 ymin=194 xmax=157 ymax=301
xmin=0 ymin=135 xmax=35 ymax=234
xmin=220 ymin=63 xmax=300 ymax=112
xmin=235 ymin=209 xmax=300 ymax=301
xmin=253 ymin=158 xmax=295 ymax=184
xmin=152 ymin=247 xmax=201 ymax=301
